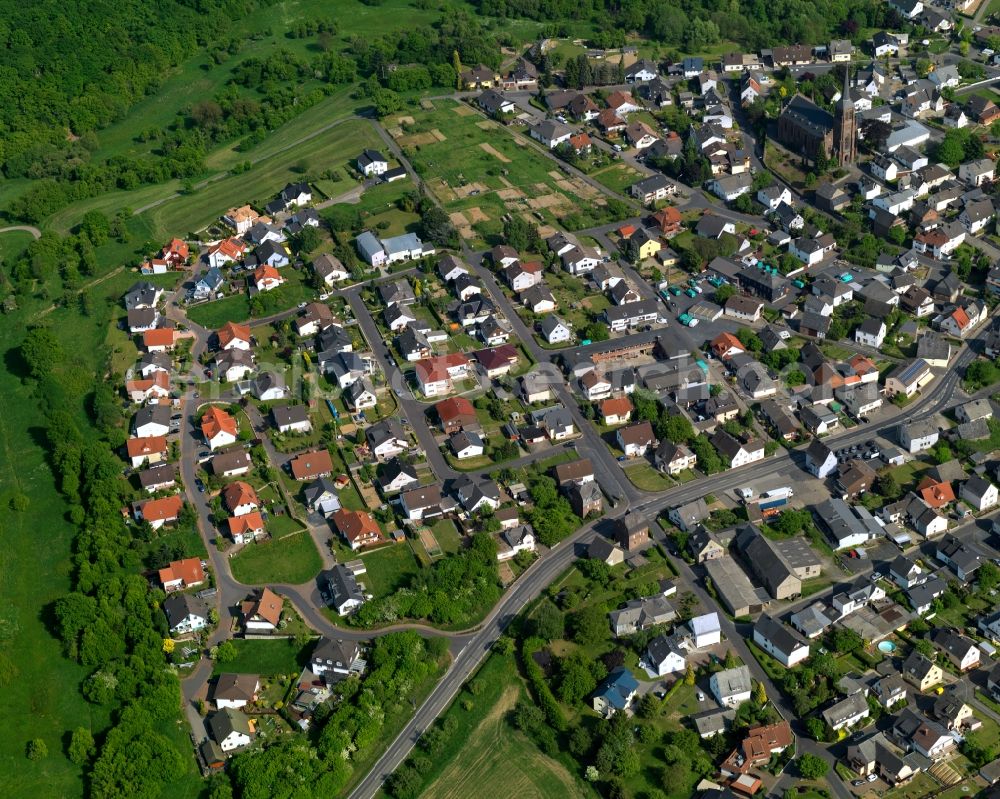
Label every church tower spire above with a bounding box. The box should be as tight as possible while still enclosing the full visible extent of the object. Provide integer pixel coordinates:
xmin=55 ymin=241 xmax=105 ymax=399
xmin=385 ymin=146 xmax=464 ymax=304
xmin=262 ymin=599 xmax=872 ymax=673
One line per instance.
xmin=834 ymin=66 xmax=857 ymax=167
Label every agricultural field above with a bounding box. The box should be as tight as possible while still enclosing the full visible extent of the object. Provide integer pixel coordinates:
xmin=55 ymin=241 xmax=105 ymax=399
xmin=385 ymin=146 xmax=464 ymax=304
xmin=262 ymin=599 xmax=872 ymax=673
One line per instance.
xmin=389 ymin=100 xmax=627 ymax=244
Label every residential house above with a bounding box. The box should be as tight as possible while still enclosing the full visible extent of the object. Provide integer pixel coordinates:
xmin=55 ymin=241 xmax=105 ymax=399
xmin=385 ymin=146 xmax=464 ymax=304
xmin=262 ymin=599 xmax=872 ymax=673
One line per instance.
xmin=357 ymin=150 xmax=388 ymax=176
xmin=320 ymin=565 xmax=366 ymax=617
xmin=208 ymin=709 xmax=254 ymax=753
xmin=288 ymin=449 xmax=334 ymax=481
xmin=822 ymin=693 xmax=871 ymax=731
xmin=711 ymin=430 xmax=764 ymax=468
xmin=753 ymin=615 xmax=811 ymax=667
xmin=899 ymin=419 xmax=939 ymax=453
xmin=331 ymin=508 xmax=385 ymax=550
xmin=930 ymin=629 xmax=980 ymax=671
xmin=645 ymin=634 xmax=687 ymax=676
xmin=817 ymin=497 xmax=883 ymax=550
xmin=805 ymin=439 xmax=838 ymax=479
xmin=201 ymin=406 xmax=238 ymax=450
xmin=211 ymin=450 xmax=252 ymax=478
xmin=227 ymin=512 xmax=265 ymax=545
xmin=936 ymin=533 xmax=984 ymax=581
xmin=959 ymin=158 xmax=995 ymax=187
xmin=310 ymin=636 xmax=362 ymax=682
xmin=710 ymin=665 xmax=754 ymax=708
xmin=365 ymin=419 xmax=409 ymax=460
xmin=592 ymin=668 xmax=639 ymax=717
xmin=902 ymin=650 xmax=944 ymax=692
xmin=241 ymin=587 xmax=283 ymax=633
xmin=616 ymin=421 xmax=655 ymax=458
xmin=668 ymin=498 xmax=710 ymax=532
xmin=158 ymin=556 xmax=205 ymax=592
xmin=962 ymin=476 xmax=998 ymax=511
xmin=654 ymin=441 xmax=697 ymax=476
xmin=214 ymin=674 xmax=260 ymax=710
xmin=885 ymin=360 xmax=934 ymax=399
xmin=163 ymin=593 xmax=208 ymax=635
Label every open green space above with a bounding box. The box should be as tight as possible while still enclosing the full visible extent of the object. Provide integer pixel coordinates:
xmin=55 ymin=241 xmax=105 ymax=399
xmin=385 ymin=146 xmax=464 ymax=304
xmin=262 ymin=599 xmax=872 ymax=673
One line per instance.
xmin=392 ymin=100 xmax=627 ymax=236
xmin=385 ymin=650 xmax=592 ymax=799
xmin=230 ymin=531 xmax=323 ymax=585
xmin=0 ymin=260 xmax=201 ymax=797
xmin=624 ymin=462 xmax=674 ymax=491
xmin=0 ymin=229 xmax=35 ymax=266
xmin=211 ymin=638 xmax=310 ymax=678
xmin=431 ymin=519 xmax=463 ymax=554
xmin=591 ymin=162 xmax=644 ymax=194
xmin=186 ymin=294 xmax=252 ymax=328
xmin=358 ymin=542 xmax=421 ymax=597
xmin=49 ymin=118 xmax=381 ymax=238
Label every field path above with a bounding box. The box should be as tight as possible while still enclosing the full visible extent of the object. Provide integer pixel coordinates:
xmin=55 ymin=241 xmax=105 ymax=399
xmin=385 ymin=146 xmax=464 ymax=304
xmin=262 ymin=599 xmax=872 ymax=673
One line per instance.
xmin=422 ymin=684 xmax=579 ymax=799
xmin=32 ymin=265 xmax=126 ymax=320
xmin=132 ymin=116 xmax=364 ymax=217
xmin=0 ymin=225 xmax=41 ymax=239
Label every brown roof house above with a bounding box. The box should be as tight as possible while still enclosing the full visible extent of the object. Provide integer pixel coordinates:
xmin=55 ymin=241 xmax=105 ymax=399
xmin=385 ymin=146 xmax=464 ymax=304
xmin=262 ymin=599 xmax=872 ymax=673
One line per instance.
xmin=289 ymin=449 xmax=334 ymax=481
xmin=242 ymin=587 xmax=284 ymax=633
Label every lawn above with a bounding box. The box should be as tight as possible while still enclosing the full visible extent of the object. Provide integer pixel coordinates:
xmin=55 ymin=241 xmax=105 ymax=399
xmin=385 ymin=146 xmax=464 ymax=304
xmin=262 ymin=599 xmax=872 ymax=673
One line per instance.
xmin=186 ymin=293 xmax=251 ymax=328
xmin=431 ymin=519 xmax=463 ymax=554
xmin=882 ymin=771 xmax=938 ymax=799
xmin=186 ymin=266 xmax=316 ymax=327
xmin=391 ymin=650 xmax=594 ymax=799
xmin=358 ymin=542 xmax=422 ymax=597
xmin=0 ymin=229 xmax=35 ymax=265
xmin=230 ymin=531 xmax=323 ymax=585
xmin=591 ymin=162 xmax=644 ymax=194
xmin=624 ymin=462 xmax=674 ymax=491
xmin=269 ymin=513 xmax=306 ymax=539
xmin=211 ymin=638 xmax=310 ymax=678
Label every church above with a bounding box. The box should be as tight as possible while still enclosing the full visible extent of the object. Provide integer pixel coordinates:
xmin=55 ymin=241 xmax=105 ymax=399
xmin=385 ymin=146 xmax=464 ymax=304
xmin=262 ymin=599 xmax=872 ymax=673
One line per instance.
xmin=777 ymin=68 xmax=856 ymax=166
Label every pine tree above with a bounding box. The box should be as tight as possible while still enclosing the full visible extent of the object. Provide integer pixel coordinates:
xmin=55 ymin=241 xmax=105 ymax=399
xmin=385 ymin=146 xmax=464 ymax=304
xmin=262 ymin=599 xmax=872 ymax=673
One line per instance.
xmin=453 ymin=50 xmax=462 ymax=91
xmin=684 ymin=663 xmax=695 ymax=686
xmin=753 ymin=681 xmax=767 ymax=705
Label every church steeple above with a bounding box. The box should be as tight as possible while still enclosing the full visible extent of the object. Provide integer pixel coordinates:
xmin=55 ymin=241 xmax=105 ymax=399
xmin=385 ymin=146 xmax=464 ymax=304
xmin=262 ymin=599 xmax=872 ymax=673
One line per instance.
xmin=834 ymin=66 xmax=857 ymax=167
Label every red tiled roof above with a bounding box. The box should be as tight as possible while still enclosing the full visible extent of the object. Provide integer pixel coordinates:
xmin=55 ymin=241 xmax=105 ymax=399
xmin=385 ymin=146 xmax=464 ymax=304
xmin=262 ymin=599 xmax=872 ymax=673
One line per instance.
xmin=243 ymin=587 xmax=282 ymax=626
xmin=434 ymin=396 xmax=476 ymax=424
xmin=158 ymin=556 xmax=203 ymax=587
xmin=600 ymin=397 xmax=634 ymax=417
xmin=227 ymin=512 xmax=264 ymax=537
xmin=141 ymin=495 xmax=184 ymax=523
xmin=201 ymin=406 xmax=238 ymax=440
xmin=143 ymin=328 xmax=177 ymax=348
xmin=218 ymin=321 xmax=251 ymax=347
xmin=289 ymin=449 xmax=333 ymax=480
xmin=918 ymin=477 xmax=955 ymax=508
xmin=126 ymin=435 xmax=168 ymax=457
xmin=331 ymin=509 xmax=385 ymax=547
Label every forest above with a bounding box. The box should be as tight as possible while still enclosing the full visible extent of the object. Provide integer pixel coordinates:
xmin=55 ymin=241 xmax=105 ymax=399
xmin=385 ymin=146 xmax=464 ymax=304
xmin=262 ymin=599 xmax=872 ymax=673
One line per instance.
xmin=477 ymin=0 xmax=894 ymax=52
xmin=0 ymin=0 xmax=270 ymax=174
xmin=3 ymin=6 xmax=506 ymax=224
